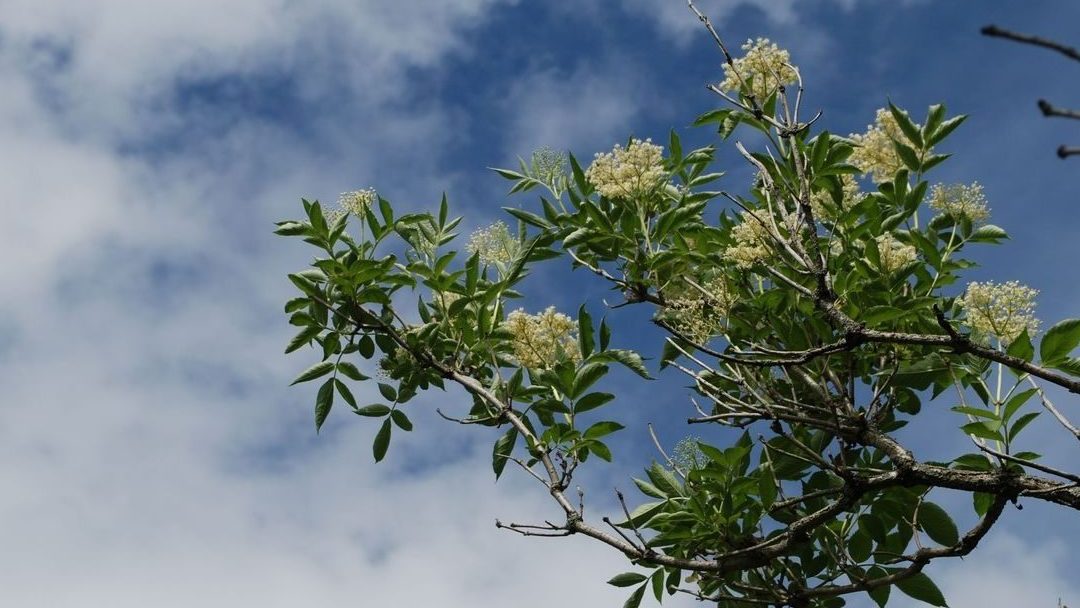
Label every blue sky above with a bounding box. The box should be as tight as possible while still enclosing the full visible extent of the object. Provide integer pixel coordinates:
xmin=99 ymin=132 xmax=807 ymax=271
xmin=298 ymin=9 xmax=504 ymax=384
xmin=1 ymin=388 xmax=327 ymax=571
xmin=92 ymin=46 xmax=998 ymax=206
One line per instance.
xmin=0 ymin=1 xmax=1077 ymax=606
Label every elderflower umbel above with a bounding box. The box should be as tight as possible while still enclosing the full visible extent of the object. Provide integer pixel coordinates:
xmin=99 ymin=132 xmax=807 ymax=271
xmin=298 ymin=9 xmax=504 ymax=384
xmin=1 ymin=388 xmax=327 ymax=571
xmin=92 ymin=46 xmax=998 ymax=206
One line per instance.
xmin=874 ymin=233 xmax=917 ymax=273
xmin=719 ymin=38 xmax=798 ymax=100
xmin=961 ymin=281 xmax=1039 ymax=343
xmin=725 ymin=211 xmax=772 ymax=269
xmin=338 ymin=187 xmax=378 ymax=215
xmin=467 ymin=221 xmax=518 ymax=266
xmin=809 ymin=174 xmax=862 ymax=219
xmin=663 ymin=277 xmax=736 ymax=343
xmin=928 ymin=182 xmax=990 ymax=223
xmin=505 ymin=306 xmax=582 ymax=369
xmin=848 ymin=109 xmax=919 ymax=183
xmin=585 ymin=138 xmax=666 ymax=200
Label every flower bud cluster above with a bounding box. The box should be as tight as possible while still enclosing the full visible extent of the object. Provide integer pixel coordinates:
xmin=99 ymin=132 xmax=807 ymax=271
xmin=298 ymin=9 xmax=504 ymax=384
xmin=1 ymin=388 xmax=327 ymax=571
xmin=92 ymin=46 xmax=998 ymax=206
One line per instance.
xmin=530 ymin=147 xmax=568 ymax=190
xmin=467 ymin=221 xmax=518 ymax=266
xmin=338 ymin=187 xmax=378 ymax=216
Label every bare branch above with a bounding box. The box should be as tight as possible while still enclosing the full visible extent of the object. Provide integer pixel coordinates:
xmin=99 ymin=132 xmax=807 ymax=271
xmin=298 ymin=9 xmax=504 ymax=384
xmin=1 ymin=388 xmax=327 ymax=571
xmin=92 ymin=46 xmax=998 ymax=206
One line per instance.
xmin=981 ymin=25 xmax=1080 ymax=63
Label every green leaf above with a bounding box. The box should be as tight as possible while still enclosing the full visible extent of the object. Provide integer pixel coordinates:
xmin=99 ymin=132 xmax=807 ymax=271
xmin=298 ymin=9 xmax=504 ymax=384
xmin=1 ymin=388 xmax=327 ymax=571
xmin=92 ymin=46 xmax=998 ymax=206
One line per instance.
xmin=968 ymin=224 xmax=1008 ymax=242
xmin=647 ymin=462 xmax=683 ymax=497
xmin=285 ymin=325 xmax=322 ymax=354
xmin=622 ymin=584 xmax=646 ymax=608
xmin=848 ymin=529 xmax=872 ymax=563
xmin=1008 ymin=411 xmax=1040 ymax=440
xmin=615 ymin=500 xmax=665 ymax=528
xmin=692 ymin=108 xmax=732 ymax=127
xmin=917 ymin=501 xmax=959 ymax=546
xmin=596 ymin=349 xmax=652 ymax=379
xmin=390 ymin=409 xmax=413 ymax=431
xmin=888 ymin=102 xmax=923 ymax=148
xmin=950 ymin=405 xmax=998 ymax=420
xmin=633 ymin=478 xmax=666 ymax=499
xmin=895 ymin=572 xmax=948 ymax=607
xmin=584 ymin=421 xmax=624 ymax=439
xmin=1050 ymin=357 xmax=1080 ymax=376
xmin=868 ymin=582 xmax=890 ymax=608
xmin=608 ymin=573 xmax=647 ymax=587
xmin=1039 ymin=318 xmax=1080 ymax=364
xmin=492 ymin=427 xmax=518 ymax=479
xmin=575 ymin=392 xmax=614 ymax=414
xmin=336 ymin=361 xmax=368 ymax=381
xmin=315 ymin=379 xmax=334 ymax=432
xmin=378 ymin=383 xmax=398 ymax=402
xmin=928 ymin=114 xmax=967 ymax=146
xmin=1005 ymin=329 xmax=1034 ymax=362
xmin=274 ymin=221 xmax=309 ymax=236
xmin=1002 ymin=388 xmax=1037 ymax=421
xmin=590 ymin=441 xmax=613 ymax=461
xmin=335 ymin=379 xmax=357 ymax=409
xmin=372 ymin=419 xmax=392 ymax=462
xmin=358 ymin=335 xmax=375 ymax=359
xmin=355 ymin=404 xmax=391 ymax=417
xmin=578 ymin=305 xmax=595 ymax=359
xmin=290 ymin=360 xmax=335 ymax=385
xmin=973 ymin=491 xmax=993 ymax=516
xmin=961 ymin=421 xmax=1002 ymax=442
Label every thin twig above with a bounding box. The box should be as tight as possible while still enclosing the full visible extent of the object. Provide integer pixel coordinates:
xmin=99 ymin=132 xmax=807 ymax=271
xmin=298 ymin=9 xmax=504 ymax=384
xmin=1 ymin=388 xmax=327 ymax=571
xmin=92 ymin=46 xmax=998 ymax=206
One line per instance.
xmin=982 ymin=25 xmax=1080 ymax=63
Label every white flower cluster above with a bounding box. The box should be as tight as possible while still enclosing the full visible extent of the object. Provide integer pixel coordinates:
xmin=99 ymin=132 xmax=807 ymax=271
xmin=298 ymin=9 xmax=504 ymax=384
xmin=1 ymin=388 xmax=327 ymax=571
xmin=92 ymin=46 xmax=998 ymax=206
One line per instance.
xmin=505 ymin=307 xmax=582 ymax=369
xmin=849 ymin=109 xmax=918 ymax=183
xmin=874 ymin=233 xmax=917 ymax=273
xmin=928 ymin=182 xmax=990 ymax=223
xmin=725 ymin=211 xmax=772 ymax=269
xmin=961 ymin=281 xmax=1039 ymax=343
xmin=719 ymin=38 xmax=798 ymax=100
xmin=338 ymin=187 xmax=378 ymax=216
xmin=663 ymin=277 xmax=736 ymax=343
xmin=809 ymin=174 xmax=862 ymax=219
xmin=467 ymin=221 xmax=518 ymax=266
xmin=585 ymin=138 xmax=666 ymax=200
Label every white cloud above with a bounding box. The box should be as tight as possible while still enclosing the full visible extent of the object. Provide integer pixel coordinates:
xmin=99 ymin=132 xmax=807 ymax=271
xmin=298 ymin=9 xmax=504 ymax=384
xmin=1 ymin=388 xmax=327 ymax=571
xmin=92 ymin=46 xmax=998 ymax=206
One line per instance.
xmin=0 ymin=1 xmax=698 ymax=606
xmin=498 ymin=58 xmax=648 ymax=160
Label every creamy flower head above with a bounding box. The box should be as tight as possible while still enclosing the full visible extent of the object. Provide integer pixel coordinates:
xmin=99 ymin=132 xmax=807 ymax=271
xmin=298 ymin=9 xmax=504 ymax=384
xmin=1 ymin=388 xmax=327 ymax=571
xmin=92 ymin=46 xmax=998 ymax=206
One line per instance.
xmin=961 ymin=281 xmax=1039 ymax=343
xmin=663 ymin=277 xmax=736 ymax=343
xmin=809 ymin=174 xmax=862 ymax=219
xmin=467 ymin=221 xmax=517 ymax=266
xmin=505 ymin=306 xmax=581 ymax=369
xmin=719 ymin=38 xmax=798 ymax=100
xmin=928 ymin=182 xmax=990 ymax=223
xmin=338 ymin=187 xmax=378 ymax=215
xmin=725 ymin=211 xmax=772 ymax=269
xmin=849 ymin=108 xmax=919 ymax=183
xmin=585 ymin=138 xmax=666 ymax=200
xmin=874 ymin=233 xmax=917 ymax=273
